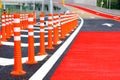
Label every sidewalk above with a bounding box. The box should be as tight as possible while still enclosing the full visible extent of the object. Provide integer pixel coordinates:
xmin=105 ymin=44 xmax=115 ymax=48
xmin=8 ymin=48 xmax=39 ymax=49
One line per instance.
xmin=65 ymin=3 xmax=120 ymax=21
xmin=56 ymin=0 xmax=120 ymax=16
xmin=73 ymin=3 xmax=120 ymax=16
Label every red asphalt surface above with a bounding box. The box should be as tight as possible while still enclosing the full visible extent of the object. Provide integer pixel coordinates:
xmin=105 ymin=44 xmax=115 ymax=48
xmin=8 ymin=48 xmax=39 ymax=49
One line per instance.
xmin=51 ymin=32 xmax=120 ymax=80
xmin=51 ymin=4 xmax=120 ymax=80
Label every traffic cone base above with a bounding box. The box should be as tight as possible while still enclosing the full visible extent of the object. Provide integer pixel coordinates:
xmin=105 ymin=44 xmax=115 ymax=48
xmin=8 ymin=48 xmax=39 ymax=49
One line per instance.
xmin=53 ymin=43 xmax=58 ymax=46
xmin=10 ymin=70 xmax=26 ymax=76
xmin=37 ymin=52 xmax=47 ymax=56
xmin=26 ymin=61 xmax=38 ymax=65
xmin=1 ymin=39 xmax=7 ymax=42
xmin=60 ymin=37 xmax=65 ymax=39
xmin=7 ymin=36 xmax=11 ymax=39
xmin=0 ymin=41 xmax=2 ymax=46
xmin=46 ymin=46 xmax=54 ymax=50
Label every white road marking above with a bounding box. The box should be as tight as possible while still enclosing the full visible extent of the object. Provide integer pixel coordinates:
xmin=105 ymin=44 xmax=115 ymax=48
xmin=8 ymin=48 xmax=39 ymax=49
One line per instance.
xmin=102 ymin=23 xmax=114 ymax=27
xmin=1 ymin=41 xmax=63 ymax=47
xmin=0 ymin=55 xmax=47 ymax=66
xmin=29 ymin=16 xmax=84 ymax=80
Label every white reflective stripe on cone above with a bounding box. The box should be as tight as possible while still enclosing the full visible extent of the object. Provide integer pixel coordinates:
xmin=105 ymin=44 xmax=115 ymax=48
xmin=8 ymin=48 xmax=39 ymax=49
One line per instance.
xmin=14 ymin=27 xmax=20 ymax=32
xmin=14 ymin=18 xmax=20 ymax=23
xmin=2 ymin=19 xmax=5 ymax=22
xmin=2 ymin=16 xmax=5 ymax=18
xmin=48 ymin=21 xmax=53 ymax=25
xmin=14 ymin=36 xmax=21 ymax=41
xmin=48 ymin=16 xmax=52 ymax=19
xmin=40 ymin=17 xmax=44 ymax=20
xmin=40 ymin=29 xmax=44 ymax=32
xmin=48 ymin=27 xmax=53 ymax=30
xmin=28 ymin=32 xmax=34 ymax=36
xmin=28 ymin=18 xmax=34 ymax=22
xmin=28 ymin=25 xmax=34 ymax=29
xmin=2 ymin=24 xmax=6 ymax=26
xmin=40 ymin=23 xmax=44 ymax=26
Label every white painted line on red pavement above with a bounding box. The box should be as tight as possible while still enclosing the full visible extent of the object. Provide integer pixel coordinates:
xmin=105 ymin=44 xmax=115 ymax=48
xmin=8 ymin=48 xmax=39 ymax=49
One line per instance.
xmin=29 ymin=16 xmax=84 ymax=80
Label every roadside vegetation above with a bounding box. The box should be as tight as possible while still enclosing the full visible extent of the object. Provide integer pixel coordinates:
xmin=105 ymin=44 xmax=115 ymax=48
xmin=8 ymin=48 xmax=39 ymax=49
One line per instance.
xmin=97 ymin=0 xmax=120 ymax=10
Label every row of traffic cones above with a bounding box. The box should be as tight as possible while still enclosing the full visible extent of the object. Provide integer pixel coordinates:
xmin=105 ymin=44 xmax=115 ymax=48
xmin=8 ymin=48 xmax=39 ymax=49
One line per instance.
xmin=1 ymin=14 xmax=13 ymax=41
xmin=0 ymin=12 xmax=37 ymax=43
xmin=60 ymin=12 xmax=78 ymax=39
xmin=3 ymin=12 xmax=78 ymax=76
xmin=11 ymin=13 xmax=37 ymax=75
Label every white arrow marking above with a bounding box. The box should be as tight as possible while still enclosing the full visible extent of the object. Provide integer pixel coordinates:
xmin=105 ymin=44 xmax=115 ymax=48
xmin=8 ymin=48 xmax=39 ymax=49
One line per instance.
xmin=102 ymin=23 xmax=114 ymax=27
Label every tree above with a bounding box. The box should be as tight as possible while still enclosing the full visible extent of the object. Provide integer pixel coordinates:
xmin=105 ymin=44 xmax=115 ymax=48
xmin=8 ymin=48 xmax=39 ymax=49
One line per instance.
xmin=117 ymin=0 xmax=120 ymax=9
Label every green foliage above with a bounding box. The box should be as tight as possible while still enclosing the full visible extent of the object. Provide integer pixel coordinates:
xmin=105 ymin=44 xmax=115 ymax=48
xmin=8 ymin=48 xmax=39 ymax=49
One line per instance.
xmin=97 ymin=0 xmax=120 ymax=9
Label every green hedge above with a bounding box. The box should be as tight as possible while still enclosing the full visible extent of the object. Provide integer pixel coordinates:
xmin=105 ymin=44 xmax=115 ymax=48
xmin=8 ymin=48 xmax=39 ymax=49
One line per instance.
xmin=97 ymin=0 xmax=120 ymax=9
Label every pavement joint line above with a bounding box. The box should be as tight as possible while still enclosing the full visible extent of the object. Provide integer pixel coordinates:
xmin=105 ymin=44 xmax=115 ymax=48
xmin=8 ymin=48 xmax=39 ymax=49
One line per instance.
xmin=0 ymin=55 xmax=47 ymax=66
xmin=29 ymin=16 xmax=84 ymax=80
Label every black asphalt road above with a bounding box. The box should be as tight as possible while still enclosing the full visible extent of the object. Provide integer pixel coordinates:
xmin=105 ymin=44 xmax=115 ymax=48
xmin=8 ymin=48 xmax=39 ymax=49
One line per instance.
xmin=80 ymin=19 xmax=120 ymax=32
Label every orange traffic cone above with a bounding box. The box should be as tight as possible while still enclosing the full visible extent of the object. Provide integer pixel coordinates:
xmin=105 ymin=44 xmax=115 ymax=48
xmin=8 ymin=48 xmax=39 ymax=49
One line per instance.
xmin=10 ymin=14 xmax=26 ymax=76
xmin=20 ymin=14 xmax=23 ymax=30
xmin=46 ymin=14 xmax=54 ymax=49
xmin=56 ymin=14 xmax=60 ymax=41
xmin=75 ymin=13 xmax=79 ymax=28
xmin=26 ymin=13 xmax=38 ymax=64
xmin=6 ymin=14 xmax=11 ymax=39
xmin=63 ymin=14 xmax=68 ymax=37
xmin=33 ymin=11 xmax=36 ymax=25
xmin=1 ymin=14 xmax=7 ymax=41
xmin=11 ymin=14 xmax=14 ymax=32
xmin=66 ymin=13 xmax=71 ymax=34
xmin=9 ymin=14 xmax=13 ymax=37
xmin=38 ymin=12 xmax=47 ymax=55
xmin=25 ymin=14 xmax=28 ymax=29
xmin=53 ymin=13 xmax=59 ymax=45
xmin=0 ymin=32 xmax=2 ymax=45
xmin=60 ymin=13 xmax=65 ymax=39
